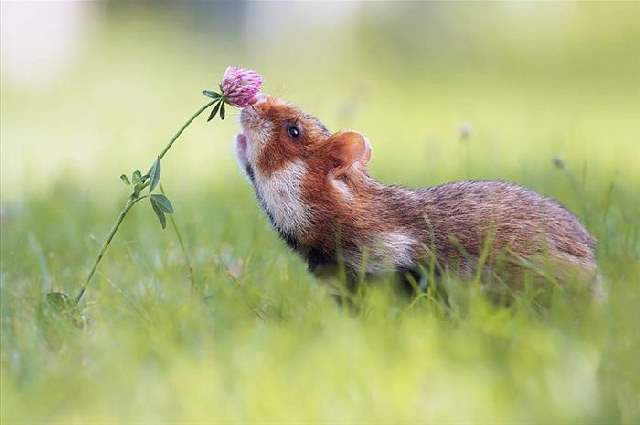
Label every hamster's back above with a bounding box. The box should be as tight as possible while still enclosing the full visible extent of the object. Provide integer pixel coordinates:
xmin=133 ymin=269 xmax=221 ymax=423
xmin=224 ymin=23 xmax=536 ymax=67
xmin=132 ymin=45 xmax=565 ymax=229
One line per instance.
xmin=415 ymin=180 xmax=596 ymax=282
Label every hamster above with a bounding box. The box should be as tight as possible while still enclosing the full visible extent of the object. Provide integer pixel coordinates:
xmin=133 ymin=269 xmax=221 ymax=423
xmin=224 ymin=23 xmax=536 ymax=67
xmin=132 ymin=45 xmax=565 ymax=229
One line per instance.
xmin=236 ymin=95 xmax=599 ymax=297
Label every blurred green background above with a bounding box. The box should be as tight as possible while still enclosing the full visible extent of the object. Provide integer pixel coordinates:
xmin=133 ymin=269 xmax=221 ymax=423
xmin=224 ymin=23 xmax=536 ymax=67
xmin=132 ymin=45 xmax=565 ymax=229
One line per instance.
xmin=1 ymin=2 xmax=639 ymax=424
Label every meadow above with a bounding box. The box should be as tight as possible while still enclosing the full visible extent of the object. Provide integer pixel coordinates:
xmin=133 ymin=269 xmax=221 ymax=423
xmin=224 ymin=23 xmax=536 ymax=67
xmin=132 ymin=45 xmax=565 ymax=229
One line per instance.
xmin=1 ymin=3 xmax=639 ymax=423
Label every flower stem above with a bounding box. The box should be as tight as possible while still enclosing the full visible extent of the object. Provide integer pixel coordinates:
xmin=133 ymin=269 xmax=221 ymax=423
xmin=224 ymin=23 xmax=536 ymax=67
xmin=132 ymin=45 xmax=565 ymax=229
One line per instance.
xmin=75 ymin=100 xmax=216 ymax=305
xmin=158 ymin=100 xmax=216 ymax=161
xmin=160 ymin=183 xmax=195 ymax=290
xmin=75 ymin=195 xmax=146 ymax=304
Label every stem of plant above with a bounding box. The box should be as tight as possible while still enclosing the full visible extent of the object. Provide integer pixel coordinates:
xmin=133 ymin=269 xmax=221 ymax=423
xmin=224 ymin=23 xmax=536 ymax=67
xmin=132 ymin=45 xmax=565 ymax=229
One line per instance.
xmin=158 ymin=100 xmax=216 ymax=161
xmin=74 ymin=100 xmax=216 ymax=305
xmin=160 ymin=183 xmax=195 ymax=290
xmin=74 ymin=195 xmax=146 ymax=304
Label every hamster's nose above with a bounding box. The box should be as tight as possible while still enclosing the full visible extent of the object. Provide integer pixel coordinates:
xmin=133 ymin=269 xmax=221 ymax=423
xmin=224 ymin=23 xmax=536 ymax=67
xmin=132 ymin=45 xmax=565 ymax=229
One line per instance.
xmin=249 ymin=94 xmax=267 ymax=106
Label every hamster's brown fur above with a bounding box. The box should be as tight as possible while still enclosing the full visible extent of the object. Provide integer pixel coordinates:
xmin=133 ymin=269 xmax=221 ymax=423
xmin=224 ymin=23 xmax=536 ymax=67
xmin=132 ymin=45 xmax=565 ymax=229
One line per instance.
xmin=236 ymin=96 xmax=599 ymax=296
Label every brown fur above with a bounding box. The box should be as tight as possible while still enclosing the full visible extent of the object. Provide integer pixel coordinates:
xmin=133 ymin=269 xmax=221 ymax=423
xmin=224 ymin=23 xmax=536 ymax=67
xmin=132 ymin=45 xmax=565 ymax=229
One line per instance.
xmin=238 ymin=96 xmax=599 ymax=295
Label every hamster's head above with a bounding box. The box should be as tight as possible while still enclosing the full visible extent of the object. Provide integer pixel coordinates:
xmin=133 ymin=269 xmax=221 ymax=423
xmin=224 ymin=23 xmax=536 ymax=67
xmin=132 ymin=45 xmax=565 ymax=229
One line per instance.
xmin=237 ymin=95 xmax=371 ymax=179
xmin=236 ymin=95 xmax=372 ymax=236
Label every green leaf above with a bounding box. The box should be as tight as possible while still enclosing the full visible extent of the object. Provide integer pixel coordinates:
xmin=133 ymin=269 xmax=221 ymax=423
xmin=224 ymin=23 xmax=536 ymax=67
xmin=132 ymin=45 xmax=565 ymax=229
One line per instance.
xmin=46 ymin=292 xmax=74 ymax=313
xmin=220 ymin=101 xmax=225 ymax=120
xmin=150 ymin=194 xmax=174 ymax=213
xmin=132 ymin=170 xmax=142 ymax=185
xmin=150 ymin=197 xmax=167 ymax=229
xmin=120 ymin=174 xmax=130 ymax=185
xmin=148 ymin=158 xmax=161 ymax=192
xmin=41 ymin=292 xmax=85 ymax=346
xmin=202 ymin=90 xmax=221 ymax=99
xmin=207 ymin=101 xmax=221 ymax=122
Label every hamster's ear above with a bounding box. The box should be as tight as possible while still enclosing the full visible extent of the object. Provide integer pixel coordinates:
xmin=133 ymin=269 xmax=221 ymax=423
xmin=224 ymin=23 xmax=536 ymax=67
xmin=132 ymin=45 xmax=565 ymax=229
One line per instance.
xmin=327 ymin=131 xmax=372 ymax=177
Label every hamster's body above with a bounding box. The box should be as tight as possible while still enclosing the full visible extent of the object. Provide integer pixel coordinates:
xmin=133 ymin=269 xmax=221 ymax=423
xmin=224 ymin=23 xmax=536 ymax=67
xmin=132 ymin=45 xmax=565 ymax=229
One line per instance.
xmin=236 ymin=96 xmax=598 ymax=295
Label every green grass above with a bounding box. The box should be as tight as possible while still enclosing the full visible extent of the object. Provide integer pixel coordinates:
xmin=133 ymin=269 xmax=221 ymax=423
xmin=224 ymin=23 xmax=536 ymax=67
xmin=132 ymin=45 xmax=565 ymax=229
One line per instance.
xmin=2 ymin=171 xmax=639 ymax=423
xmin=2 ymin=4 xmax=640 ymax=424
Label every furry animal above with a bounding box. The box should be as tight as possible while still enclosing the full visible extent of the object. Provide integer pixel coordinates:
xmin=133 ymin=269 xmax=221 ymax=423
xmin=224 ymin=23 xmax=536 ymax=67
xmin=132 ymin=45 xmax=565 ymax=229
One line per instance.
xmin=235 ymin=95 xmax=599 ymax=297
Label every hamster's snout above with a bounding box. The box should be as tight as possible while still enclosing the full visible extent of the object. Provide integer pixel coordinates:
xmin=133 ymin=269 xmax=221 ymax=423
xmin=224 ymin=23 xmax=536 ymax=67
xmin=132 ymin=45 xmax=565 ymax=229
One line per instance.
xmin=239 ymin=105 xmax=253 ymax=129
xmin=252 ymin=94 xmax=267 ymax=105
xmin=239 ymin=102 xmax=262 ymax=133
xmin=239 ymin=96 xmax=276 ymax=141
xmin=237 ymin=95 xmax=277 ymax=167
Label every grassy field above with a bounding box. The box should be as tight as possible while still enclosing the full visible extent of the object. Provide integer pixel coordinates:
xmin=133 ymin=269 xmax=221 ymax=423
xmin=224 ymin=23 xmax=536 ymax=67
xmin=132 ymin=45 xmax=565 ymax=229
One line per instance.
xmin=2 ymin=3 xmax=639 ymax=424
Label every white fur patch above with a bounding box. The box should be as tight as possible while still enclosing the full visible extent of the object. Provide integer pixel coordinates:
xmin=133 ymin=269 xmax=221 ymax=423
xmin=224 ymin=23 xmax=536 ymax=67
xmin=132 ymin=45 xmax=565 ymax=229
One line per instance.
xmin=330 ymin=177 xmax=353 ymax=202
xmin=381 ymin=232 xmax=417 ymax=267
xmin=239 ymin=106 xmax=274 ymax=167
xmin=244 ymin=125 xmax=273 ymax=166
xmin=346 ymin=231 xmax=417 ymax=275
xmin=254 ymin=160 xmax=310 ymax=234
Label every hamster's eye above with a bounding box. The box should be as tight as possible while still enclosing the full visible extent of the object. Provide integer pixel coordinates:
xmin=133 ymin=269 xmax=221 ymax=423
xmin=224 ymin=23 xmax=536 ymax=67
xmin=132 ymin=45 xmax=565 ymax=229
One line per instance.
xmin=287 ymin=125 xmax=300 ymax=139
